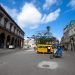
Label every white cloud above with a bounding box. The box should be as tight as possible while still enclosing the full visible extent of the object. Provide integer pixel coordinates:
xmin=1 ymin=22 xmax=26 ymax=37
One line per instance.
xmin=41 ymin=14 xmax=47 ymax=23
xmin=1 ymin=3 xmax=60 ymax=29
xmin=68 ymin=0 xmax=75 ymax=8
xmin=43 ymin=0 xmax=57 ymax=9
xmin=42 ymin=8 xmax=61 ymax=23
xmin=17 ymin=3 xmax=60 ymax=29
xmin=17 ymin=3 xmax=42 ymax=29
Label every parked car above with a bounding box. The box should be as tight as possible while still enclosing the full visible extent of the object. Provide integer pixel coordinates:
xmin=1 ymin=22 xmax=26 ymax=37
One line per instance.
xmin=9 ymin=45 xmax=15 ymax=49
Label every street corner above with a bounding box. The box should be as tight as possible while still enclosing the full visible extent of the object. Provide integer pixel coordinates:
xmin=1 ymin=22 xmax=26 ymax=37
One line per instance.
xmin=37 ymin=61 xmax=58 ymax=70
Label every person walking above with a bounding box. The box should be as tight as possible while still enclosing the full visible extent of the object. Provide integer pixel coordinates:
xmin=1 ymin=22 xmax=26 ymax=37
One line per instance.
xmin=47 ymin=46 xmax=50 ymax=53
xmin=50 ymin=46 xmax=54 ymax=59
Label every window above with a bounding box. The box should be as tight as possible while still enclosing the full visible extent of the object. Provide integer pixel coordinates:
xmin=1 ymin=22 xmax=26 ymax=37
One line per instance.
xmin=4 ymin=18 xmax=8 ymax=27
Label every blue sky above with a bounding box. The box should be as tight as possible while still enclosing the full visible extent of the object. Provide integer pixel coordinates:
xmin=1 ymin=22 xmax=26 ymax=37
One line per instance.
xmin=0 ymin=0 xmax=75 ymax=40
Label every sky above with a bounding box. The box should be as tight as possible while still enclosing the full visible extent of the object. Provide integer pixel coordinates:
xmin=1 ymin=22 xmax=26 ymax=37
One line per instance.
xmin=0 ymin=0 xmax=75 ymax=41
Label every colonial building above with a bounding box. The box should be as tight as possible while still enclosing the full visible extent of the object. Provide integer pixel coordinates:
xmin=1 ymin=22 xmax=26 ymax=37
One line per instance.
xmin=0 ymin=5 xmax=24 ymax=48
xmin=24 ymin=38 xmax=36 ymax=48
xmin=61 ymin=20 xmax=75 ymax=51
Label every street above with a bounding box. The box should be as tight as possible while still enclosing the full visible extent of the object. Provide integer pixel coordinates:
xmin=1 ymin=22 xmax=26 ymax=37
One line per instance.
xmin=0 ymin=49 xmax=75 ymax=75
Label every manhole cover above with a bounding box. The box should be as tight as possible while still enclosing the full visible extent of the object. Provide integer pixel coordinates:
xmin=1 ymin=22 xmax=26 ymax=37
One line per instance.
xmin=43 ymin=64 xmax=49 ymax=67
xmin=38 ymin=61 xmax=58 ymax=70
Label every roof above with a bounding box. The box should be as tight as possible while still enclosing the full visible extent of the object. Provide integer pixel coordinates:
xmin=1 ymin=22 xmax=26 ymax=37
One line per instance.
xmin=64 ymin=20 xmax=75 ymax=30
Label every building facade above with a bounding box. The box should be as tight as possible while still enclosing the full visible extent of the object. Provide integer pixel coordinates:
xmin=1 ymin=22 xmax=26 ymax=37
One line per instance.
xmin=61 ymin=20 xmax=75 ymax=51
xmin=0 ymin=5 xmax=24 ymax=48
xmin=24 ymin=38 xmax=36 ymax=48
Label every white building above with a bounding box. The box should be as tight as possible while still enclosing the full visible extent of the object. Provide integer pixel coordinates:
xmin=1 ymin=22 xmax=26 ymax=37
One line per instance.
xmin=24 ymin=38 xmax=36 ymax=48
xmin=61 ymin=20 xmax=75 ymax=51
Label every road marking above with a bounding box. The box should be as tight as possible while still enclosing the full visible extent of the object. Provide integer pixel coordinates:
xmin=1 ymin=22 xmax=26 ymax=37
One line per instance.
xmin=38 ymin=61 xmax=58 ymax=70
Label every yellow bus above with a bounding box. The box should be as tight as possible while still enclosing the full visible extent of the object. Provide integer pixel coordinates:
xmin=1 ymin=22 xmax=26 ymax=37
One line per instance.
xmin=36 ymin=44 xmax=53 ymax=53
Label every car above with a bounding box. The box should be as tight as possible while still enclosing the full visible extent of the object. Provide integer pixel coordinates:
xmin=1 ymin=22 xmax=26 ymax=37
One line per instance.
xmin=9 ymin=45 xmax=15 ymax=49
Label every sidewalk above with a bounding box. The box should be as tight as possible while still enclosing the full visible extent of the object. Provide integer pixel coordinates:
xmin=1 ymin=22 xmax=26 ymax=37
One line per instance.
xmin=0 ymin=48 xmax=24 ymax=56
xmin=64 ymin=50 xmax=75 ymax=56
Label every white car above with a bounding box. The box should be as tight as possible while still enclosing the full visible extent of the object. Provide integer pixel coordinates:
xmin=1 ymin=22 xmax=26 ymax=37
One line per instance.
xmin=9 ymin=45 xmax=15 ymax=49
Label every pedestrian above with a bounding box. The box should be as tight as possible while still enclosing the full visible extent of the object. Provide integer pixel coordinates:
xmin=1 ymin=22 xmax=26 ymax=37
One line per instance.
xmin=47 ymin=46 xmax=50 ymax=53
xmin=53 ymin=46 xmax=57 ymax=55
xmin=50 ymin=46 xmax=54 ymax=59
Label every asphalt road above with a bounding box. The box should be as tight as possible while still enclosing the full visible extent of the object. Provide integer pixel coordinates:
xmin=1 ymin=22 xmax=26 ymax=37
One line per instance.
xmin=0 ymin=49 xmax=75 ymax=75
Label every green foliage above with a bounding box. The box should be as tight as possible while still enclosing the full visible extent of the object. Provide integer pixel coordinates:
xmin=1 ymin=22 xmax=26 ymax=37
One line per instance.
xmin=32 ymin=26 xmax=58 ymax=44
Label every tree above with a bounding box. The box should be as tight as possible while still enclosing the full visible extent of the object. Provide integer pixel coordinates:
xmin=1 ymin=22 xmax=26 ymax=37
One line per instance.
xmin=31 ymin=26 xmax=58 ymax=44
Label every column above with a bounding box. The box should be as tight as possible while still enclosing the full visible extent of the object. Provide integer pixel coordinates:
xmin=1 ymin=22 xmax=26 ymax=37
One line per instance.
xmin=4 ymin=34 xmax=7 ymax=48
